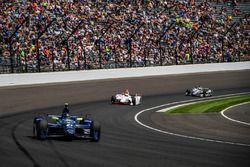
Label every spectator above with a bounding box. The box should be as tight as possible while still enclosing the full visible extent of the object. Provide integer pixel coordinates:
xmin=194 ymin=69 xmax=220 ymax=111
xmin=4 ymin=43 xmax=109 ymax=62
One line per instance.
xmin=0 ymin=0 xmax=249 ymax=73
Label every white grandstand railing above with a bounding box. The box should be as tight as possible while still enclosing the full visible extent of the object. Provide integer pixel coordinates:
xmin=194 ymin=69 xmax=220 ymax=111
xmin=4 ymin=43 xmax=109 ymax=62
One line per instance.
xmin=0 ymin=61 xmax=250 ymax=87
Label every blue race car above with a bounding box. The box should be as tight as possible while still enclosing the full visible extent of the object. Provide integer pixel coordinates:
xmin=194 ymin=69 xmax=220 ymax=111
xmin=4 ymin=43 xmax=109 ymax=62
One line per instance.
xmin=33 ymin=113 xmax=101 ymax=142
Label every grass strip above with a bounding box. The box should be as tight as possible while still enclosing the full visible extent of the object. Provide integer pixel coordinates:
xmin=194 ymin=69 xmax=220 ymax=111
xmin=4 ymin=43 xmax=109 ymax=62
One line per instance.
xmin=166 ymin=94 xmax=250 ymax=114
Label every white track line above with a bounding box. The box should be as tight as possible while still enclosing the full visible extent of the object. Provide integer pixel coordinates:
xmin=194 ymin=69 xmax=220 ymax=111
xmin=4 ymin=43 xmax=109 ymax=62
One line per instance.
xmin=221 ymin=102 xmax=250 ymax=126
xmin=134 ymin=92 xmax=250 ymax=147
xmin=157 ymin=92 xmax=250 ymax=112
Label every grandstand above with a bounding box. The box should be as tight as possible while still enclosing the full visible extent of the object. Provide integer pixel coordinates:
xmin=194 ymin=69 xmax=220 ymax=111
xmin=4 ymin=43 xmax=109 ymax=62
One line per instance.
xmin=195 ymin=0 xmax=250 ymax=23
xmin=0 ymin=0 xmax=249 ymax=73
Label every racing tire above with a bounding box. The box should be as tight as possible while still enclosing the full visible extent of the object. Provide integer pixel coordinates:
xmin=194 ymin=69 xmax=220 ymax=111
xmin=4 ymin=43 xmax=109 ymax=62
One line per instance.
xmin=91 ymin=121 xmax=101 ymax=142
xmin=111 ymin=96 xmax=116 ymax=104
xmin=199 ymin=92 xmax=205 ymax=98
xmin=139 ymin=97 xmax=142 ymax=105
xmin=36 ymin=119 xmax=48 ymax=140
xmin=185 ymin=89 xmax=190 ymax=96
xmin=209 ymin=91 xmax=213 ymax=97
xmin=132 ymin=97 xmax=136 ymax=106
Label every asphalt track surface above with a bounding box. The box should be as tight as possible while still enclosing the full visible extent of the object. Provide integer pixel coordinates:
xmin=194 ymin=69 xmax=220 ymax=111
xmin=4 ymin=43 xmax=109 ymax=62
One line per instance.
xmin=223 ymin=102 xmax=250 ymax=124
xmin=0 ymin=70 xmax=250 ymax=167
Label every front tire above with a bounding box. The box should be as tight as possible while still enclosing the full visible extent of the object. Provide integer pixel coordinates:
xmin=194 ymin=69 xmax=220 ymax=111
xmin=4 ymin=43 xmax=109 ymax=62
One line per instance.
xmin=35 ymin=119 xmax=48 ymax=140
xmin=185 ymin=89 xmax=190 ymax=96
xmin=111 ymin=96 xmax=116 ymax=104
xmin=91 ymin=121 xmax=101 ymax=142
xmin=199 ymin=92 xmax=205 ymax=98
xmin=209 ymin=90 xmax=213 ymax=97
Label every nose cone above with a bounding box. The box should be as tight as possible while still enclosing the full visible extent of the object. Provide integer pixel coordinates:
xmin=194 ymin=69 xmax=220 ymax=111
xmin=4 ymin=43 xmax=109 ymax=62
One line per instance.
xmin=64 ymin=123 xmax=75 ymax=136
xmin=66 ymin=128 xmax=75 ymax=135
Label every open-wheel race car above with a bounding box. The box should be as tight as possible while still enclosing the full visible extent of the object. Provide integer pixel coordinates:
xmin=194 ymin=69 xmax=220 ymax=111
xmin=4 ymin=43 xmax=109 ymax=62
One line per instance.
xmin=33 ymin=113 xmax=101 ymax=142
xmin=185 ymin=86 xmax=213 ymax=97
xmin=111 ymin=89 xmax=142 ymax=106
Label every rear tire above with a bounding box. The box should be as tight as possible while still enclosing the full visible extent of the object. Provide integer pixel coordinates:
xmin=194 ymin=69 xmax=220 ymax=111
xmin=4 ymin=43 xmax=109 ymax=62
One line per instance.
xmin=132 ymin=97 xmax=136 ymax=106
xmin=139 ymin=97 xmax=142 ymax=105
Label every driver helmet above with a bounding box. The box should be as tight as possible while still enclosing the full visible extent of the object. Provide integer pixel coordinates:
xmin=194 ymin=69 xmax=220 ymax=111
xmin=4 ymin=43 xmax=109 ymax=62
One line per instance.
xmin=124 ymin=89 xmax=129 ymax=96
xmin=64 ymin=103 xmax=69 ymax=107
xmin=66 ymin=113 xmax=70 ymax=119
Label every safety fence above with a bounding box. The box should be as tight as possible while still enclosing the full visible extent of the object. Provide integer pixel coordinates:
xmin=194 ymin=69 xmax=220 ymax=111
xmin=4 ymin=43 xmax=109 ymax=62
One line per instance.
xmin=1 ymin=1 xmax=249 ymax=73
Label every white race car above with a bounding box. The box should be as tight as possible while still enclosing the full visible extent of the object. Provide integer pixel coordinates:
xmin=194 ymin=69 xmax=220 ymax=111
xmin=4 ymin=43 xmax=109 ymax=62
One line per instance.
xmin=185 ymin=86 xmax=213 ymax=97
xmin=111 ymin=93 xmax=142 ymax=106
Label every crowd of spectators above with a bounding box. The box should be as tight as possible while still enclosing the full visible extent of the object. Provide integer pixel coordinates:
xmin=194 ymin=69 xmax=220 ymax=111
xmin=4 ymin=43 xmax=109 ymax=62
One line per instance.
xmin=0 ymin=0 xmax=249 ymax=72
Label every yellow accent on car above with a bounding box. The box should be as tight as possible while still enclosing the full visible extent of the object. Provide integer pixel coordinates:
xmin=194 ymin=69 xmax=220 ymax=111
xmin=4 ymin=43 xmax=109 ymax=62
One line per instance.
xmin=77 ymin=118 xmax=83 ymax=121
xmin=52 ymin=117 xmax=59 ymax=121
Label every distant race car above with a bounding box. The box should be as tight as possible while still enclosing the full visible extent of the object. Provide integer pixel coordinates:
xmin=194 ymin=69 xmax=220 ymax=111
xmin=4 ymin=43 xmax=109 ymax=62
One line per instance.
xmin=33 ymin=113 xmax=101 ymax=142
xmin=111 ymin=90 xmax=142 ymax=106
xmin=185 ymin=86 xmax=213 ymax=97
